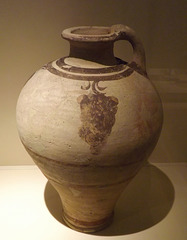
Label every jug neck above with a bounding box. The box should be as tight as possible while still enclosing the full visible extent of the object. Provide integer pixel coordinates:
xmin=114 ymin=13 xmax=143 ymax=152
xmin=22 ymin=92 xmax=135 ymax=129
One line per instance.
xmin=62 ymin=26 xmax=120 ymax=66
xmin=68 ymin=41 xmax=118 ymax=66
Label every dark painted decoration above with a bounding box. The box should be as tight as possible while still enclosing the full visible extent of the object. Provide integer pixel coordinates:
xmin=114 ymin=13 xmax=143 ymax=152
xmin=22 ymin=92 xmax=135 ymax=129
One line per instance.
xmin=77 ymin=82 xmax=118 ymax=154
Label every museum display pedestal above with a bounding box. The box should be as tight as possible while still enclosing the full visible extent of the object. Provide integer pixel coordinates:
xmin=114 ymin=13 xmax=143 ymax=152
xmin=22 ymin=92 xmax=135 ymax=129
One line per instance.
xmin=0 ymin=163 xmax=186 ymax=240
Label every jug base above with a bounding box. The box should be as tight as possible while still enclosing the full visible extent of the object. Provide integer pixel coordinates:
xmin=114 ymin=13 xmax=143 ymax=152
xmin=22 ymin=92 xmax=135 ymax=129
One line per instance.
xmin=62 ymin=210 xmax=114 ymax=233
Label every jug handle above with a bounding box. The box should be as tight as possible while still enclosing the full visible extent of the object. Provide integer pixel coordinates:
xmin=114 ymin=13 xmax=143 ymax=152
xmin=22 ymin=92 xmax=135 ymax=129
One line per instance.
xmin=111 ymin=24 xmax=147 ymax=75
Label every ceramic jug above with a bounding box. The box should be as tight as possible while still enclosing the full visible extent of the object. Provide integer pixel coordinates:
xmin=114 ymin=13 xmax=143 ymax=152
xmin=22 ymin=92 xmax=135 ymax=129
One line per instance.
xmin=16 ymin=24 xmax=163 ymax=232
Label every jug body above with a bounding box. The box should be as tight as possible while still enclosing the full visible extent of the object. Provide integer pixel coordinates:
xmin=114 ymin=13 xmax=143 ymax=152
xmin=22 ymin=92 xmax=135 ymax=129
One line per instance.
xmin=16 ymin=25 xmax=163 ymax=232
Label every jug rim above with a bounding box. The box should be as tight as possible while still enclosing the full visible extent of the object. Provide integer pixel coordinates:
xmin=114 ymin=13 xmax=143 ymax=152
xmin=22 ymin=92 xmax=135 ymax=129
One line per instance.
xmin=62 ymin=26 xmax=117 ymax=42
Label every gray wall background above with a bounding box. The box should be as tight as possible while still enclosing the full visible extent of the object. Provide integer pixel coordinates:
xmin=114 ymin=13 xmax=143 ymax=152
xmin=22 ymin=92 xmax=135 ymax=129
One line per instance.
xmin=0 ymin=0 xmax=187 ymax=165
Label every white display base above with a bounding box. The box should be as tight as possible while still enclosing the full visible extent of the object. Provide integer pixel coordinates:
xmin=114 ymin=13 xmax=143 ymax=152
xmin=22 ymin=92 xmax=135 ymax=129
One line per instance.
xmin=0 ymin=163 xmax=186 ymax=240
